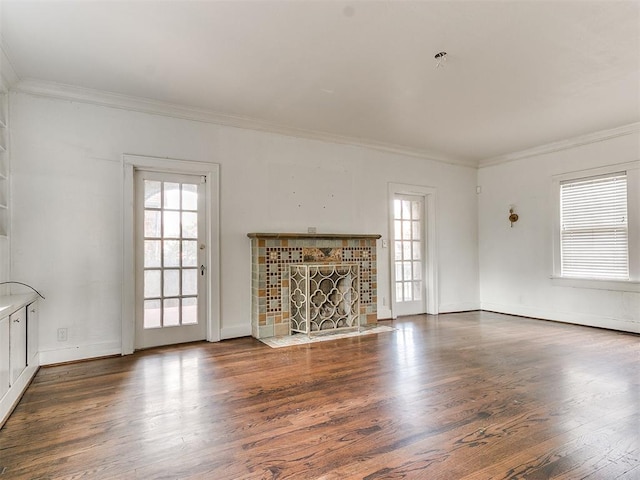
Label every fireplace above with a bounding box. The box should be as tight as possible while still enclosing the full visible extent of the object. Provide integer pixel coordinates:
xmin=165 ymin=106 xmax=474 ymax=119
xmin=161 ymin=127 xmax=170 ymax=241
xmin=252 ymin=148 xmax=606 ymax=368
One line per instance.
xmin=247 ymin=233 xmax=381 ymax=339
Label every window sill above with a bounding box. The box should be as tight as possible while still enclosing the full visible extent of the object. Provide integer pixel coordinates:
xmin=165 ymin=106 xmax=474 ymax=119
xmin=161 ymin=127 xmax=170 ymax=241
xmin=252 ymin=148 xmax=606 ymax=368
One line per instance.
xmin=550 ymin=276 xmax=640 ymax=292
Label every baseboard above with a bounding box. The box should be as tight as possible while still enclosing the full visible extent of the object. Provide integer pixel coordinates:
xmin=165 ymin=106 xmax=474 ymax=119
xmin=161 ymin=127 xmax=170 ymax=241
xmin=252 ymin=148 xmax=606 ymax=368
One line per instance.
xmin=377 ymin=307 xmax=393 ymax=320
xmin=220 ymin=324 xmax=251 ymax=340
xmin=0 ymin=363 xmax=38 ymax=428
xmin=480 ymin=302 xmax=639 ymax=334
xmin=39 ymin=341 xmax=122 ymax=366
xmin=439 ymin=302 xmax=481 ymax=314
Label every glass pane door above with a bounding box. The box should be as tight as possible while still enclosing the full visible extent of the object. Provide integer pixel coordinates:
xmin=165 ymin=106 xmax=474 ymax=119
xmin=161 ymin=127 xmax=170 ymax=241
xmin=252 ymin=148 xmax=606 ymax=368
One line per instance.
xmin=135 ymin=170 xmax=206 ymax=349
xmin=393 ymin=194 xmax=426 ymax=316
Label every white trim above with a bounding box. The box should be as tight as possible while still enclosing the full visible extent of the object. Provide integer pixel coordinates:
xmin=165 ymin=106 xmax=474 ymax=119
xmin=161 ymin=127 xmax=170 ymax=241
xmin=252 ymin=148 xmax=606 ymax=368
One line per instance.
xmin=387 ymin=183 xmax=438 ymax=318
xmin=220 ymin=325 xmax=251 ymax=340
xmin=550 ymin=277 xmax=640 ymax=293
xmin=480 ymin=123 xmax=640 ymax=168
xmin=481 ymin=302 xmax=639 ymax=334
xmin=438 ymin=302 xmax=480 ymax=313
xmin=38 ymin=342 xmax=121 ymax=366
xmin=377 ymin=307 xmax=393 ymax=320
xmin=13 ymin=78 xmax=475 ymax=168
xmin=121 ymin=154 xmax=221 ymax=355
xmin=551 ymin=161 xmax=640 ymax=284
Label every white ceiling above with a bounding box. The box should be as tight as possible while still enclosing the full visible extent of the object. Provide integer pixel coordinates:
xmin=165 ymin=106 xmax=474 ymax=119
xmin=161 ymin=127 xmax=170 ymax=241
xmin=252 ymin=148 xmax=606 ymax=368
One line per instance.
xmin=1 ymin=1 xmax=638 ymax=166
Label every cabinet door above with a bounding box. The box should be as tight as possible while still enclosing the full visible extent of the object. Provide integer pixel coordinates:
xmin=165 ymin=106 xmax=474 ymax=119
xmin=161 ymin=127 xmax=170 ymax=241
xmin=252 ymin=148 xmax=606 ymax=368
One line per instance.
xmin=0 ymin=316 xmax=9 ymax=399
xmin=10 ymin=307 xmax=27 ymax=385
xmin=27 ymin=301 xmax=39 ymax=366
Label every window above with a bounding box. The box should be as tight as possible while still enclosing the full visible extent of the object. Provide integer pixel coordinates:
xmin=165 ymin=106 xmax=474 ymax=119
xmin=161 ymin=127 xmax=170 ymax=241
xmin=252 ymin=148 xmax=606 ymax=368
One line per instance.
xmin=560 ymin=172 xmax=628 ymax=280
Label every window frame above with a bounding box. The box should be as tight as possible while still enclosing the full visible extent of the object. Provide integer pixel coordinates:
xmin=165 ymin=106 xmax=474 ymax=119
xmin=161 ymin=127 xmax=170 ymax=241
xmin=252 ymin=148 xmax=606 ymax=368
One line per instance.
xmin=551 ymin=161 xmax=640 ymax=292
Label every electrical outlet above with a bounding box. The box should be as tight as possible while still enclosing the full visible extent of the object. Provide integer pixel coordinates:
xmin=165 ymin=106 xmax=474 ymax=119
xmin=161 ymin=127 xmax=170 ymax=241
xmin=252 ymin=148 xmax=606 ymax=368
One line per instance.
xmin=57 ymin=328 xmax=68 ymax=342
xmin=382 ymin=297 xmax=386 ymax=306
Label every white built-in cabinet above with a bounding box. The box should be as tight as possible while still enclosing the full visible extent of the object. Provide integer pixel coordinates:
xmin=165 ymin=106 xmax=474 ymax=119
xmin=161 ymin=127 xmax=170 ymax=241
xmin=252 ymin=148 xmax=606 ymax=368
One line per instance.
xmin=27 ymin=302 xmax=39 ymax=367
xmin=9 ymin=307 xmax=26 ymax=384
xmin=0 ymin=316 xmax=9 ymax=400
xmin=0 ymin=294 xmax=39 ymax=428
xmin=0 ymin=85 xmax=7 ymax=238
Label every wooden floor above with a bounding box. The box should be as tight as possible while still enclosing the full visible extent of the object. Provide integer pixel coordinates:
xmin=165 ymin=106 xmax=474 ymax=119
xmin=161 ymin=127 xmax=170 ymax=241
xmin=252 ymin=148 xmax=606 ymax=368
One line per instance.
xmin=1 ymin=312 xmax=638 ymax=479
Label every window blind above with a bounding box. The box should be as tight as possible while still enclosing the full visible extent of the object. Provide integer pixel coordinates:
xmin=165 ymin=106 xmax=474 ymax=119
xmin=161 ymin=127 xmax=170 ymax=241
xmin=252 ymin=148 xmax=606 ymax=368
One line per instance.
xmin=560 ymin=172 xmax=628 ymax=279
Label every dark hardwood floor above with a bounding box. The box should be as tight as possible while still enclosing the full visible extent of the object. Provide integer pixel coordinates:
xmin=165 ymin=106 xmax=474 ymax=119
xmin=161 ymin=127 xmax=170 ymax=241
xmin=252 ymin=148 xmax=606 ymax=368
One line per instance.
xmin=0 ymin=311 xmax=638 ymax=479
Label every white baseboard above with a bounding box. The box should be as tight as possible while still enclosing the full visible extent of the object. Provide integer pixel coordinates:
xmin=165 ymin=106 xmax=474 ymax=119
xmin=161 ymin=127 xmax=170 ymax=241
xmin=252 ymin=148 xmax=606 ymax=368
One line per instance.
xmin=438 ymin=302 xmax=480 ymax=313
xmin=480 ymin=302 xmax=639 ymax=334
xmin=377 ymin=307 xmax=393 ymax=320
xmin=0 ymin=363 xmax=38 ymax=428
xmin=39 ymin=341 xmax=122 ymax=366
xmin=220 ymin=324 xmax=251 ymax=340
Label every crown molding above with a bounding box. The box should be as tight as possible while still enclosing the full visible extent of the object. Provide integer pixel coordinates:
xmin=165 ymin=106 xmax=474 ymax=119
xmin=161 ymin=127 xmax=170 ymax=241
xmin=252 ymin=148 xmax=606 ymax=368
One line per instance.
xmin=480 ymin=122 xmax=640 ymax=168
xmin=12 ymin=78 xmax=476 ymax=168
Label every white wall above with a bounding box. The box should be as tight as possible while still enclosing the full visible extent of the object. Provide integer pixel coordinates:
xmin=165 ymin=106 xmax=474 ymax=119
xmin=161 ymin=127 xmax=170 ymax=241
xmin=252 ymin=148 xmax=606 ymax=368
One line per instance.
xmin=10 ymin=92 xmax=479 ymax=363
xmin=478 ymin=132 xmax=640 ymax=333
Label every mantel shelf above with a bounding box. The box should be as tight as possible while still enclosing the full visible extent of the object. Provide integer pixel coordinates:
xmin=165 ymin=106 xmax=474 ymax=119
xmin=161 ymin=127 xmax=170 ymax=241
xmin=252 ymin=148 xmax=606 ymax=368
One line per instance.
xmin=247 ymin=232 xmax=381 ymax=240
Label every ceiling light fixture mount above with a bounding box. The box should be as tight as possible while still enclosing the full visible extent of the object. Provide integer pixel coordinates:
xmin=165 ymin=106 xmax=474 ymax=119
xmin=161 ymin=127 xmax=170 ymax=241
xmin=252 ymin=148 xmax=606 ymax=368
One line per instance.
xmin=434 ymin=51 xmax=447 ymax=68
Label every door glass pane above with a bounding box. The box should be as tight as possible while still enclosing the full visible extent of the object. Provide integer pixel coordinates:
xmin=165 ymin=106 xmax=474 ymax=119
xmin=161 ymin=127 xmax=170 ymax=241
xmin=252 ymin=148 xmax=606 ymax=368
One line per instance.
xmin=144 ymin=240 xmax=161 ymax=268
xmin=402 ymin=200 xmax=411 ymax=219
xmin=144 ymin=270 xmax=161 ymax=298
xmin=402 ymin=221 xmax=412 ymax=239
xmin=163 ymin=298 xmax=180 ymax=326
xmin=394 ymin=199 xmax=401 ymax=219
xmin=144 ymin=211 xmax=161 ymax=237
xmin=182 ymin=212 xmax=198 ymax=239
xmin=403 ymin=242 xmax=412 ymax=261
xmin=403 ymin=262 xmax=412 ymax=282
xmin=163 ymin=240 xmax=180 ymax=267
xmin=394 ymin=241 xmax=402 ymax=260
xmin=413 ymin=282 xmax=422 ymax=301
xmin=413 ymin=262 xmax=422 ymax=280
xmin=164 ymin=183 xmax=181 ymax=210
xmin=182 ymin=241 xmax=198 ymax=267
xmin=394 ymin=220 xmax=402 ymax=240
xmin=182 ymin=184 xmax=198 ymax=211
xmin=144 ymin=181 xmax=161 ymax=208
xmin=412 ymin=241 xmax=421 ymax=260
xmin=163 ymin=211 xmax=180 ymax=238
xmin=395 ymin=263 xmax=403 ymax=281
xmin=144 ymin=299 xmax=161 ymax=328
xmin=182 ymin=269 xmax=198 ymax=296
xmin=182 ymin=297 xmax=198 ymax=324
xmin=396 ymin=283 xmax=403 ymax=301
xmin=163 ymin=269 xmax=180 ymax=297
xmin=411 ymin=201 xmax=421 ymax=220
xmin=412 ymin=222 xmax=421 ymax=240
xmin=403 ymin=282 xmax=412 ymax=301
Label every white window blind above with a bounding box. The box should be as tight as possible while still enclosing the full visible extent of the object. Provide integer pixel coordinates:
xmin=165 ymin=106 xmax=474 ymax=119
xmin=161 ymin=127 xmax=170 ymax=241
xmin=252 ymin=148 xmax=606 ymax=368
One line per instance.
xmin=560 ymin=172 xmax=628 ymax=279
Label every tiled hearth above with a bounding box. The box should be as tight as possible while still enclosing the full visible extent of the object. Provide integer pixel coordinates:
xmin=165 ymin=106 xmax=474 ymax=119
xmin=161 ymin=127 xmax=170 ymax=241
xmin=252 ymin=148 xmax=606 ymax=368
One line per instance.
xmin=247 ymin=233 xmax=381 ymax=339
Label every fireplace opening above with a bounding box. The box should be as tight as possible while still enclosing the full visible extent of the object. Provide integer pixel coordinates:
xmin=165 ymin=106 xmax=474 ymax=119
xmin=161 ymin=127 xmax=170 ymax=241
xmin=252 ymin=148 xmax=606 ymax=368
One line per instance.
xmin=290 ymin=263 xmax=360 ymax=335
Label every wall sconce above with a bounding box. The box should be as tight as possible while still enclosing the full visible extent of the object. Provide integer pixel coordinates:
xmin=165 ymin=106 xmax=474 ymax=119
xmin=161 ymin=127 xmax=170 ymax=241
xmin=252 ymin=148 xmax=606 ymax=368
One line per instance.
xmin=509 ymin=207 xmax=519 ymax=227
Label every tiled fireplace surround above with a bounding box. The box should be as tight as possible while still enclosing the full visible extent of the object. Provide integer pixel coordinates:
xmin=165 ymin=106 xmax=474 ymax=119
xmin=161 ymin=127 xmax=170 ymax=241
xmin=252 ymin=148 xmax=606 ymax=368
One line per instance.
xmin=248 ymin=233 xmax=381 ymax=338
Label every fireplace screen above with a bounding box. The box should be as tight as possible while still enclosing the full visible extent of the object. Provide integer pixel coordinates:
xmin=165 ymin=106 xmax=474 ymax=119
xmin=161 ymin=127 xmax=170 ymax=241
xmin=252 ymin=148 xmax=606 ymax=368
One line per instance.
xmin=289 ymin=263 xmax=360 ymax=335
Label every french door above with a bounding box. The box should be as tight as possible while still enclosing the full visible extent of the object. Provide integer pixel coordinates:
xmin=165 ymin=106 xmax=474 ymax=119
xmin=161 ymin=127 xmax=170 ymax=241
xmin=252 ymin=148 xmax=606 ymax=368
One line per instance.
xmin=392 ymin=194 xmax=426 ymax=316
xmin=134 ymin=170 xmax=207 ymax=349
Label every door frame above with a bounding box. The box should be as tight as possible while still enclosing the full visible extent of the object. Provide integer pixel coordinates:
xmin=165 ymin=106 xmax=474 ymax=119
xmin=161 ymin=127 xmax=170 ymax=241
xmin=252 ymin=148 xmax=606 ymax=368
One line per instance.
xmin=121 ymin=154 xmax=220 ymax=355
xmin=388 ymin=183 xmax=438 ymax=318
